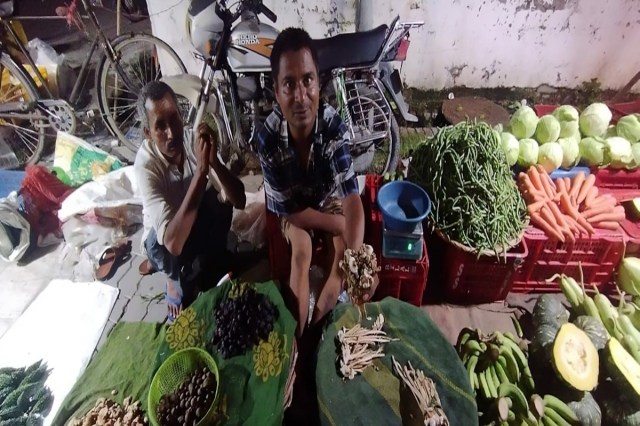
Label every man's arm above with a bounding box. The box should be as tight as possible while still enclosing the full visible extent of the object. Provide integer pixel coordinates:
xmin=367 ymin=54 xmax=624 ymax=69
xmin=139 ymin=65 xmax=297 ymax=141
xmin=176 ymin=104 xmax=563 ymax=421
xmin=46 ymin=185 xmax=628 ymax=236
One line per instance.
xmin=163 ymin=129 xmax=213 ymax=256
xmin=201 ymin=123 xmax=246 ymax=209
xmin=327 ymin=109 xmax=364 ymax=249
xmin=163 ymin=171 xmax=208 ymax=256
xmin=341 ymin=192 xmax=364 ymax=249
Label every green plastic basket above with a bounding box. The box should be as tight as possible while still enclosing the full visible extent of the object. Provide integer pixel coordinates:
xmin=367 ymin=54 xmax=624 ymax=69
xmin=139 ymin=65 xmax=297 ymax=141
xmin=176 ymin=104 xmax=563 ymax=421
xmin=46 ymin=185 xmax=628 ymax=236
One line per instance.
xmin=148 ymin=347 xmax=220 ymax=426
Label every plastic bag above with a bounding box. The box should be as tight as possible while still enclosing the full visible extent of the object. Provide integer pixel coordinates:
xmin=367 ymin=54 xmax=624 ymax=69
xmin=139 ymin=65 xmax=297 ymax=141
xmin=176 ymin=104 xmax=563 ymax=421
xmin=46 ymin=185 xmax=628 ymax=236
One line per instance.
xmin=52 ymin=131 xmax=123 ymax=187
xmin=0 ymin=192 xmax=30 ymax=262
xmin=27 ymin=38 xmax=64 ymax=66
xmin=231 ymin=188 xmax=266 ymax=249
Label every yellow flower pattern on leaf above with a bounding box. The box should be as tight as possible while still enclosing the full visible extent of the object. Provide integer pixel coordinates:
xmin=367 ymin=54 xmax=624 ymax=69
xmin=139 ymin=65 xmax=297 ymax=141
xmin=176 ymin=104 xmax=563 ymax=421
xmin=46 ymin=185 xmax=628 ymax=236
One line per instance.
xmin=253 ymin=331 xmax=288 ymax=382
xmin=166 ymin=307 xmax=205 ymax=351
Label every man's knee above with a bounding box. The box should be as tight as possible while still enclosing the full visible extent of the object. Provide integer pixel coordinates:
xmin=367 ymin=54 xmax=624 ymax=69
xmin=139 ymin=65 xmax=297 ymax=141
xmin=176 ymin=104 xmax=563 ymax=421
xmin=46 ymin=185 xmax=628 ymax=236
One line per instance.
xmin=288 ymin=227 xmax=313 ymax=269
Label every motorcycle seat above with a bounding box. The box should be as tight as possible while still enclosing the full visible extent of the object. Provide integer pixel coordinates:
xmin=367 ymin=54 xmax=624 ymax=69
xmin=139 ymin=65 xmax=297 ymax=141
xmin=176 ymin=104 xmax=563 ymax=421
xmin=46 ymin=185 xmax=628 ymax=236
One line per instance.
xmin=313 ymin=24 xmax=388 ymax=73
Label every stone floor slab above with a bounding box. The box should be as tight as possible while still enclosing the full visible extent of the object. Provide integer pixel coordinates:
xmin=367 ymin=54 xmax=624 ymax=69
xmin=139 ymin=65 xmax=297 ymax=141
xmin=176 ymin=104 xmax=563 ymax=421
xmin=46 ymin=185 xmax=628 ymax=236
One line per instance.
xmin=108 ymin=294 xmax=132 ymax=323
xmin=120 ymin=294 xmax=150 ymax=323
xmin=143 ymin=300 xmax=167 ymax=324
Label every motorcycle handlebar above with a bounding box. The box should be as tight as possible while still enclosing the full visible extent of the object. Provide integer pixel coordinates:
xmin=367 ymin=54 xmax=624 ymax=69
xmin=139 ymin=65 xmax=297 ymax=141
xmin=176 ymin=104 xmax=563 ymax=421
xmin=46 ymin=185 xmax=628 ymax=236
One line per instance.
xmin=259 ymin=3 xmax=277 ymax=22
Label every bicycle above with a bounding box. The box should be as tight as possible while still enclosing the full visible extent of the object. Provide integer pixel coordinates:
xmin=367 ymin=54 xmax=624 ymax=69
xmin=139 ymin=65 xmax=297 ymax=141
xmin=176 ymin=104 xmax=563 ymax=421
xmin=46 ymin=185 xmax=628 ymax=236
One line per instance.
xmin=0 ymin=0 xmax=187 ymax=168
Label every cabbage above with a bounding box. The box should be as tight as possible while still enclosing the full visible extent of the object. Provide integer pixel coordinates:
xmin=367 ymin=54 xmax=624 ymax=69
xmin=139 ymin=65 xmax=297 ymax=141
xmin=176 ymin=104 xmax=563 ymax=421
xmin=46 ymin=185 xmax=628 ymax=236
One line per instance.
xmin=500 ymin=132 xmax=519 ymax=166
xmin=630 ymin=143 xmax=640 ymax=170
xmin=616 ymin=114 xmax=640 ymax=143
xmin=605 ymin=125 xmax=617 ymax=138
xmin=510 ymin=106 xmax=539 ymax=139
xmin=559 ymin=120 xmax=580 ymax=139
xmin=605 ymin=136 xmax=633 ymax=168
xmin=579 ymin=137 xmax=606 ymax=166
xmin=538 ymin=142 xmax=563 ymax=173
xmin=552 ymin=105 xmax=579 ymax=122
xmin=557 ymin=137 xmax=580 ymax=169
xmin=534 ymin=115 xmax=561 ymax=144
xmin=517 ymin=138 xmax=539 ymax=167
xmin=579 ymin=103 xmax=612 ymax=137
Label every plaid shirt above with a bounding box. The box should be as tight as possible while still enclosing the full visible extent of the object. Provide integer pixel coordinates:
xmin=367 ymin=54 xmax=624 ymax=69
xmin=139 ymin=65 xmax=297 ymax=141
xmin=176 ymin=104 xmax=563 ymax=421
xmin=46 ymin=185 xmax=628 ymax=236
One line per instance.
xmin=257 ymin=103 xmax=358 ymax=216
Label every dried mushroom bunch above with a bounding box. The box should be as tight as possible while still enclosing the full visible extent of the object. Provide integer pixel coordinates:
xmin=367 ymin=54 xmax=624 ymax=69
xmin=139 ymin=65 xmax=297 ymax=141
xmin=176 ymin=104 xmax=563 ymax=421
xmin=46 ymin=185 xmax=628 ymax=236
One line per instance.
xmin=69 ymin=396 xmax=148 ymax=426
xmin=339 ymin=244 xmax=380 ymax=305
xmin=338 ymin=314 xmax=396 ymax=380
xmin=392 ymin=356 xmax=449 ymax=426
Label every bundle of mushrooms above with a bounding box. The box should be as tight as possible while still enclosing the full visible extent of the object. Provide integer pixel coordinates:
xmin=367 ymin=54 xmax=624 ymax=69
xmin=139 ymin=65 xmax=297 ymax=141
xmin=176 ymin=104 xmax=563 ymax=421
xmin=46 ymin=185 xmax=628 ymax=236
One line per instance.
xmin=338 ymin=314 xmax=396 ymax=380
xmin=392 ymin=356 xmax=450 ymax=426
xmin=339 ymin=244 xmax=380 ymax=305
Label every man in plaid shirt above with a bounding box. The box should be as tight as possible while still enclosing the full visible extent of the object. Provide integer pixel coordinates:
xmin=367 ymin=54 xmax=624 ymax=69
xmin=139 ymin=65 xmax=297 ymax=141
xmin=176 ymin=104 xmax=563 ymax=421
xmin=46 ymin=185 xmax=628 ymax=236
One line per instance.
xmin=257 ymin=28 xmax=375 ymax=338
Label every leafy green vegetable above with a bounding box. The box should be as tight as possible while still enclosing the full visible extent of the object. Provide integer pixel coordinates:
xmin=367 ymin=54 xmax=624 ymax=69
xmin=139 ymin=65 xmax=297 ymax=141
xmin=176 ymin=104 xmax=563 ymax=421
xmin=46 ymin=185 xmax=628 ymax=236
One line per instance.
xmin=580 ymin=137 xmax=606 ymax=166
xmin=517 ymin=138 xmax=539 ymax=167
xmin=538 ymin=141 xmax=563 ymax=172
xmin=408 ymin=121 xmax=527 ymax=254
xmin=559 ymin=120 xmax=580 ymax=139
xmin=605 ymin=136 xmax=633 ymax=168
xmin=579 ymin=103 xmax=612 ymax=137
xmin=617 ymin=114 xmax=640 ymax=143
xmin=500 ymin=132 xmax=519 ymax=166
xmin=535 ymin=115 xmax=561 ymax=144
xmin=558 ymin=137 xmax=581 ymax=169
xmin=510 ymin=105 xmax=539 ymax=139
xmin=553 ymin=105 xmax=579 ymax=122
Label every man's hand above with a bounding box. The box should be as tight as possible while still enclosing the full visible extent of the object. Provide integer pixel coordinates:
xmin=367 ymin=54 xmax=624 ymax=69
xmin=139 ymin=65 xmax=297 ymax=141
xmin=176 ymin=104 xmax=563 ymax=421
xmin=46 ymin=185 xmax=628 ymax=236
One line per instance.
xmin=361 ymin=274 xmax=379 ymax=302
xmin=195 ymin=122 xmax=214 ymax=175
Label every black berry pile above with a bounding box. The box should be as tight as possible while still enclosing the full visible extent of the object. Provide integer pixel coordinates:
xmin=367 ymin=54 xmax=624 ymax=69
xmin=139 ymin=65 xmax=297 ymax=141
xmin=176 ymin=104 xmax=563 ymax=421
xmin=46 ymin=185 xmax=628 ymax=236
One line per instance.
xmin=156 ymin=367 xmax=216 ymax=426
xmin=212 ymin=287 xmax=278 ymax=359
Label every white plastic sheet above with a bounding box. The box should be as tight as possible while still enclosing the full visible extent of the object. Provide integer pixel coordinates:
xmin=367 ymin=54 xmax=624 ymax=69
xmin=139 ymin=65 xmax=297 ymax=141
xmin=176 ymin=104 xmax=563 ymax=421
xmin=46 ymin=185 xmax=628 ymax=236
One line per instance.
xmin=58 ymin=166 xmax=141 ymax=222
xmin=0 ymin=279 xmax=119 ymax=426
xmin=231 ymin=188 xmax=266 ymax=249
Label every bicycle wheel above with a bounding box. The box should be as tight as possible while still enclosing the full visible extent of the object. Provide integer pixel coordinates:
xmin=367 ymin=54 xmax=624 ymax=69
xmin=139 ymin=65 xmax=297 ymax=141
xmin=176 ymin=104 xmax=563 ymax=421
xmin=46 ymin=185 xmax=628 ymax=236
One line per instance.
xmin=0 ymin=52 xmax=46 ymax=168
xmin=96 ymin=33 xmax=187 ymax=152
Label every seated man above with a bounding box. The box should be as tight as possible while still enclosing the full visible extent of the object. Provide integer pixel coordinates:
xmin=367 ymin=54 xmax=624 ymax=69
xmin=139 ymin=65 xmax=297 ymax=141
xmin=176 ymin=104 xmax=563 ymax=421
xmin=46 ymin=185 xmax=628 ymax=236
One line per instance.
xmin=134 ymin=81 xmax=246 ymax=322
xmin=257 ymin=28 xmax=375 ymax=337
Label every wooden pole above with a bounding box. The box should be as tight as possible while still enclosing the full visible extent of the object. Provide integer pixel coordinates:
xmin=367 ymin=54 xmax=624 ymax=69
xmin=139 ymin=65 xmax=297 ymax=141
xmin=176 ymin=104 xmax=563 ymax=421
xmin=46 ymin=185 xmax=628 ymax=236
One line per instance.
xmin=611 ymin=69 xmax=640 ymax=103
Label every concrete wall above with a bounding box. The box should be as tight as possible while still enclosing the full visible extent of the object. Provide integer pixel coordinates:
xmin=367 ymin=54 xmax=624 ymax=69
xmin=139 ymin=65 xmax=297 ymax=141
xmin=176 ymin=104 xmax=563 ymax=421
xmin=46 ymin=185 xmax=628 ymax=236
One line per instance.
xmin=148 ymin=0 xmax=640 ymax=91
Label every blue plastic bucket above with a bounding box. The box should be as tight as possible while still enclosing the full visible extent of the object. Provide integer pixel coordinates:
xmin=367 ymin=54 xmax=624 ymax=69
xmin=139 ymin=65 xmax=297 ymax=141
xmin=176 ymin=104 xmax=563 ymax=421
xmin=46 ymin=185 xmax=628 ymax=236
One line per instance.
xmin=376 ymin=180 xmax=431 ymax=233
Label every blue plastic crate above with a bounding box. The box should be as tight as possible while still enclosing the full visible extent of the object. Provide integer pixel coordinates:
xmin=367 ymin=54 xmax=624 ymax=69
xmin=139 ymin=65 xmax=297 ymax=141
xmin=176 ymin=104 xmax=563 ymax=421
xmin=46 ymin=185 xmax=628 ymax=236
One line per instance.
xmin=0 ymin=170 xmax=25 ymax=198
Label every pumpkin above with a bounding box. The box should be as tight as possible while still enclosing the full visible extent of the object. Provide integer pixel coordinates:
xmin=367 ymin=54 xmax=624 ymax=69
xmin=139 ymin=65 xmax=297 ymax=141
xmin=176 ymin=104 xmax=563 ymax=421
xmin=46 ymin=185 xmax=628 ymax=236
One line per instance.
xmin=605 ymin=337 xmax=640 ymax=402
xmin=573 ymin=315 xmax=609 ymax=350
xmin=533 ymin=294 xmax=569 ymax=330
xmin=601 ymin=397 xmax=640 ymax=426
xmin=552 ymin=323 xmax=599 ymax=391
xmin=567 ymin=392 xmax=601 ymax=426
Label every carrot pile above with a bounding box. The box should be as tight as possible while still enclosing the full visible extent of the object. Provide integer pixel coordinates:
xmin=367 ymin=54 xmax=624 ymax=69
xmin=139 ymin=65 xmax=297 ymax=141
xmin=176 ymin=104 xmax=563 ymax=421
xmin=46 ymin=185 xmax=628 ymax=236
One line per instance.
xmin=517 ymin=165 xmax=625 ymax=243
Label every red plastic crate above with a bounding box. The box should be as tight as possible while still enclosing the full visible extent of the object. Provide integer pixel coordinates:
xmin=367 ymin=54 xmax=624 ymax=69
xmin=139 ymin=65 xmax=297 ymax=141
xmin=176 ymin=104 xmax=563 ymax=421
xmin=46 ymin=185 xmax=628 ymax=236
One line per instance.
xmin=373 ymin=239 xmax=428 ymax=307
xmin=511 ymin=225 xmax=625 ymax=293
xmin=440 ymin=235 xmax=528 ymax=304
xmin=364 ymin=174 xmax=429 ymax=306
xmin=592 ymin=167 xmax=640 ymax=189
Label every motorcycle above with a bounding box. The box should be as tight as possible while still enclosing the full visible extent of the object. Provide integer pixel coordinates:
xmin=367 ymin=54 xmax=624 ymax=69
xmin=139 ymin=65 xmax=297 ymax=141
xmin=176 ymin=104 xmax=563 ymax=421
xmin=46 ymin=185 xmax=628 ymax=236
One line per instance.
xmin=164 ymin=0 xmax=423 ymax=176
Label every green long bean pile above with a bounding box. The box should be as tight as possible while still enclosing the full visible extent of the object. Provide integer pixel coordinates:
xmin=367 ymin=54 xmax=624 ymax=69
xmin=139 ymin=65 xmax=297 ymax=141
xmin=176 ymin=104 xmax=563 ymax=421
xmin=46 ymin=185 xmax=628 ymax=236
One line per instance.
xmin=408 ymin=121 xmax=527 ymax=254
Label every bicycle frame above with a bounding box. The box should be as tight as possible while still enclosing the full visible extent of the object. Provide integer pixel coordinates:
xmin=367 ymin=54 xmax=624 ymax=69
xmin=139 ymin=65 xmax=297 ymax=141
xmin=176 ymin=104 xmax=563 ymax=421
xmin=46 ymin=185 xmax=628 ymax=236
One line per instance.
xmin=0 ymin=0 xmax=137 ymax=109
